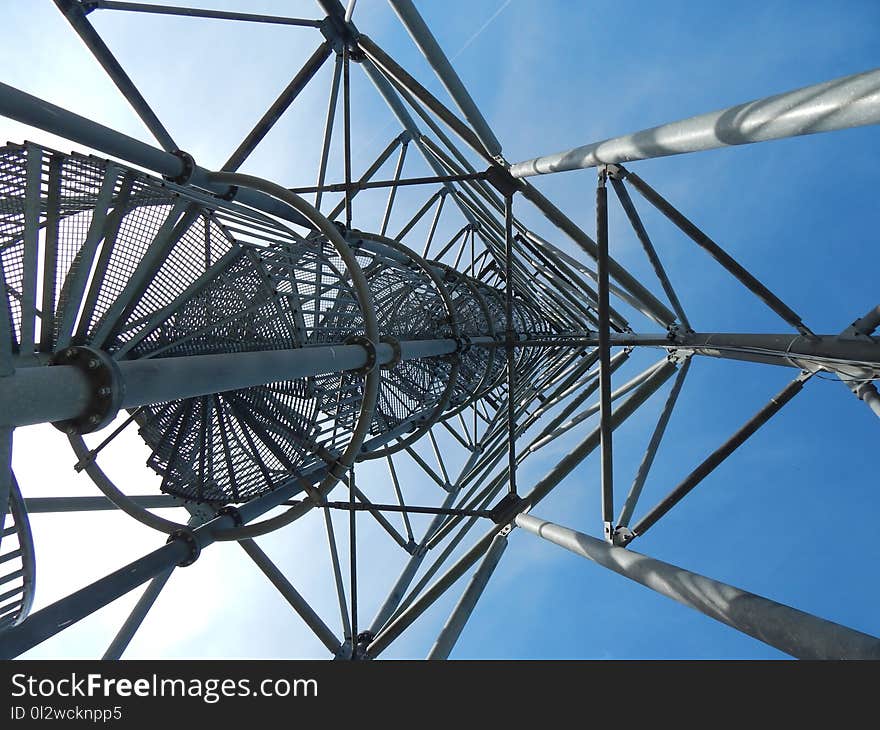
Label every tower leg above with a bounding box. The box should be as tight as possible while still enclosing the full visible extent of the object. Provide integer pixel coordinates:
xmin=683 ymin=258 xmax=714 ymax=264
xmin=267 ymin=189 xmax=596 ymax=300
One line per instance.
xmin=427 ymin=531 xmax=508 ymax=660
xmin=515 ymin=512 xmax=880 ymax=659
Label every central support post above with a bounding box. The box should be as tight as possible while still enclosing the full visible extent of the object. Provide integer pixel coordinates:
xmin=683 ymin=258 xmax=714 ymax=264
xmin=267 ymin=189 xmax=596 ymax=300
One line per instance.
xmin=597 ymin=169 xmax=614 ymax=541
xmin=504 ymin=193 xmax=517 ymax=497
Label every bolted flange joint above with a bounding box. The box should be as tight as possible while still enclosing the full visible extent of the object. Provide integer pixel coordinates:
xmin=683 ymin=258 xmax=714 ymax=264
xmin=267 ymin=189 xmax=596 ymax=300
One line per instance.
xmin=164 ymin=149 xmax=196 ymax=186
xmin=49 ymin=346 xmax=124 ymax=435
xmin=167 ymin=529 xmax=200 ymax=567
xmin=379 ymin=335 xmax=402 ymax=371
xmin=344 ymin=335 xmax=377 ymax=375
xmin=455 ymin=336 xmax=472 ymax=355
xmin=217 ymin=505 xmax=244 ymax=527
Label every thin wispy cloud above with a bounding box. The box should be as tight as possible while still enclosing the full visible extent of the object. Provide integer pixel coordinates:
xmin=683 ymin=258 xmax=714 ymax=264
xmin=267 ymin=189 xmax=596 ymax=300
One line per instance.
xmin=451 ymin=0 xmax=514 ymax=60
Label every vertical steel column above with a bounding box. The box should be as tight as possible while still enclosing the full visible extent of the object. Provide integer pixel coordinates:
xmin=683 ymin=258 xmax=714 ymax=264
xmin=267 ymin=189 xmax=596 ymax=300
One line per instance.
xmin=19 ymin=145 xmax=41 ymax=356
xmin=504 ymin=194 xmax=517 ymax=496
xmin=102 ymin=568 xmax=173 ymax=660
xmin=316 ymin=53 xmax=343 ymax=212
xmin=516 ymin=512 xmax=880 ymax=659
xmin=349 ymin=467 xmax=358 ymax=651
xmin=426 ymin=531 xmax=508 ymax=660
xmin=596 ymin=171 xmax=613 ymax=540
xmin=343 ymin=46 xmax=353 ymax=229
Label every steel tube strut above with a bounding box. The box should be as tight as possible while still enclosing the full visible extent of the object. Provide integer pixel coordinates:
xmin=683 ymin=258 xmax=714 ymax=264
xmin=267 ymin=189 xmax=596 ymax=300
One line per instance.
xmin=90 ymin=1 xmax=323 ymax=26
xmin=367 ymin=362 xmax=676 ymax=657
xmin=239 ymin=539 xmax=341 ymax=653
xmin=24 ymin=495 xmax=183 ymax=512
xmin=427 ymin=532 xmax=508 ymax=660
xmin=516 ymin=512 xmax=880 ymax=659
xmin=367 ymin=487 xmax=460 ymax=636
xmin=0 ymin=467 xmax=327 ymax=658
xmin=596 ymin=173 xmax=613 ymax=539
xmin=509 ymin=68 xmax=880 ymax=177
xmin=504 ymin=194 xmax=516 ymax=496
xmin=520 ymin=331 xmax=880 ymax=371
xmin=0 ymin=537 xmax=187 ymax=658
xmin=358 ymin=36 xmax=492 ymax=163
xmin=102 ymin=568 xmax=173 ymax=659
xmin=387 ymin=0 xmax=503 ymax=158
xmin=293 ymin=169 xmax=486 ymax=194
xmin=359 ymin=59 xmax=480 ymax=231
xmin=223 ymin=41 xmax=332 ymax=172
xmin=623 ymin=170 xmax=810 ymax=335
xmin=632 ymin=374 xmax=809 ymax=538
xmin=53 ymin=0 xmax=177 ymax=151
xmin=516 ymin=181 xmax=676 ymax=328
xmin=609 ymin=177 xmax=691 ymax=331
xmin=618 ymin=357 xmax=691 ymax=527
xmin=0 ymin=82 xmax=313 ymax=229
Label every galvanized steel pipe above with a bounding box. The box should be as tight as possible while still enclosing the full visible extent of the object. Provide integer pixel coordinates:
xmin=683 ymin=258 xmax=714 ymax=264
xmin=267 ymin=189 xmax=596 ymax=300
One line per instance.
xmin=509 ymin=68 xmax=880 ymax=177
xmin=0 ymin=338 xmax=468 ymax=429
xmin=516 ymin=512 xmax=880 ymax=659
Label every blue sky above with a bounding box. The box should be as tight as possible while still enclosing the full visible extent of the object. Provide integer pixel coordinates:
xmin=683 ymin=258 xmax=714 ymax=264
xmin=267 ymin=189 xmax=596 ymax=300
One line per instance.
xmin=1 ymin=1 xmax=879 ymax=659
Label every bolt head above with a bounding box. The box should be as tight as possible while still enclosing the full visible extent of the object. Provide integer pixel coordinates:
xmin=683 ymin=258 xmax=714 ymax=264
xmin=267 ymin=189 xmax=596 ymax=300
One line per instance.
xmin=87 ymin=359 xmax=100 ymax=370
xmin=98 ymin=386 xmax=111 ymax=397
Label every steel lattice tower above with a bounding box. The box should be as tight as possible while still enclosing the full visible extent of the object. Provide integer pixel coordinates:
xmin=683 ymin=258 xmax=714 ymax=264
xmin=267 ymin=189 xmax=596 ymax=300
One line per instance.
xmin=0 ymin=0 xmax=878 ymax=660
